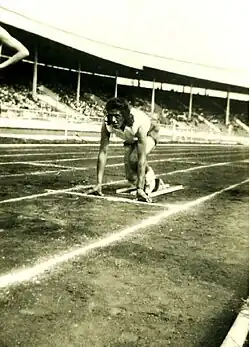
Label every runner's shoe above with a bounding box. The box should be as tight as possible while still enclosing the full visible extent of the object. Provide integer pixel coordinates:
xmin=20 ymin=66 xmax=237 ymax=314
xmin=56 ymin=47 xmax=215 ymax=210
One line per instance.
xmin=152 ymin=178 xmax=169 ymax=192
xmin=144 ymin=166 xmax=156 ymax=195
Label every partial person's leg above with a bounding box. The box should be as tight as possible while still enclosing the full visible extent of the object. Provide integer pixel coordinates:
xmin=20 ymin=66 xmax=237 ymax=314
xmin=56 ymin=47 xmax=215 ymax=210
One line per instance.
xmin=124 ymin=137 xmax=156 ymax=190
xmin=144 ymin=120 xmax=166 ymax=194
xmin=124 ymin=143 xmax=138 ymax=186
xmin=144 ymin=136 xmax=158 ymax=194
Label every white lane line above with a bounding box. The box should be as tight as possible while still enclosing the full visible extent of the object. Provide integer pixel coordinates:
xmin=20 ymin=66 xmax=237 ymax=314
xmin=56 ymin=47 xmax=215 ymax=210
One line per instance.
xmin=60 ymin=191 xmax=173 ymax=209
xmin=0 ymin=156 xmax=123 ymax=165
xmin=1 ymin=147 xmax=242 ymax=154
xmin=0 ymin=169 xmax=69 ymax=178
xmin=106 ymin=159 xmax=248 ymax=183
xmin=146 ymin=155 xmax=247 ymax=167
xmin=1 ymin=146 xmax=243 ymax=156
xmin=0 ymin=158 xmax=175 ymax=178
xmin=0 ymin=148 xmax=100 ymax=153
xmin=0 ymin=151 xmax=97 ymax=158
xmin=0 ymin=144 xmax=109 ymax=148
xmin=0 ymin=156 xmax=125 ymax=165
xmin=220 ymin=298 xmax=249 ymax=347
xmin=0 ymin=153 xmax=170 ymax=165
xmin=1 ymin=149 xmax=246 ymax=162
xmin=0 ymin=150 xmax=246 ymax=168
xmin=0 ymin=185 xmax=88 ymax=205
xmin=0 ymin=143 xmax=245 ymax=148
xmin=0 ymin=179 xmax=248 ymax=289
xmin=45 ymin=150 xmax=245 ymax=164
xmin=0 ymin=153 xmax=248 ymax=179
xmin=0 ymin=149 xmax=245 ymax=163
xmin=23 ymin=162 xmax=76 ymax=169
xmin=41 ymin=154 xmax=124 ymax=163
xmin=1 ymin=150 xmax=198 ymax=165
xmin=158 ymin=160 xmax=249 ymax=177
xmin=0 ymin=180 xmax=126 ymax=205
xmin=0 ymin=160 xmax=247 ymax=204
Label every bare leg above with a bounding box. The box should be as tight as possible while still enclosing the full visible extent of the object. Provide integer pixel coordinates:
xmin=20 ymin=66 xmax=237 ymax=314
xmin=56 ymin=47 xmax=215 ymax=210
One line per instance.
xmin=124 ymin=145 xmax=138 ymax=186
xmin=124 ymin=136 xmax=156 ymax=189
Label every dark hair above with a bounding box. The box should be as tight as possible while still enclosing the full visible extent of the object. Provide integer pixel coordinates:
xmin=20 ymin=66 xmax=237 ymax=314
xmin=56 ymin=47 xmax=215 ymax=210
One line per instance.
xmin=105 ymin=97 xmax=134 ymax=127
xmin=105 ymin=97 xmax=129 ymax=112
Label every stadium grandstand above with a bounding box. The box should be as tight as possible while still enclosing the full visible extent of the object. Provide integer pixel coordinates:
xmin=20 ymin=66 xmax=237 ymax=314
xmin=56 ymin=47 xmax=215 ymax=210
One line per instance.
xmin=0 ymin=5 xmax=249 ymax=143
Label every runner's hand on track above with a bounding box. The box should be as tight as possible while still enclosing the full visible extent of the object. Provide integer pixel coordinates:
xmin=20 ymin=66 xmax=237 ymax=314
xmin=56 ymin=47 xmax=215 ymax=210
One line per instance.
xmin=136 ymin=188 xmax=152 ymax=203
xmin=87 ymin=184 xmax=103 ymax=196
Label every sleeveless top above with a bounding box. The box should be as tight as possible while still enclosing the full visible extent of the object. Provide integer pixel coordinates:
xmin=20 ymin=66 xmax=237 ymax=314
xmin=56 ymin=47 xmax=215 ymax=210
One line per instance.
xmin=104 ymin=108 xmax=151 ymax=143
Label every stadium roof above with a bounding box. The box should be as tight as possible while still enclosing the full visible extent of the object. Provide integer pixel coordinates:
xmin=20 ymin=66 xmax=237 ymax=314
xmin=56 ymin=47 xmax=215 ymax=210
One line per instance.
xmin=0 ymin=2 xmax=249 ymax=94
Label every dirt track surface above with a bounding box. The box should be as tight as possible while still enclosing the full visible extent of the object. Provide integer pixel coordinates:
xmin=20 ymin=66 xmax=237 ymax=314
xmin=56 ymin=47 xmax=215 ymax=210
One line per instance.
xmin=0 ymin=143 xmax=249 ymax=347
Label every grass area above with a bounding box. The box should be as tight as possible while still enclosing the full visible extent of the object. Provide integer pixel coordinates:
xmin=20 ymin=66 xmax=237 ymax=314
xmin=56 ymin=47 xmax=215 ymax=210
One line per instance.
xmin=0 ymin=144 xmax=248 ymax=347
xmin=0 ymin=183 xmax=248 ymax=347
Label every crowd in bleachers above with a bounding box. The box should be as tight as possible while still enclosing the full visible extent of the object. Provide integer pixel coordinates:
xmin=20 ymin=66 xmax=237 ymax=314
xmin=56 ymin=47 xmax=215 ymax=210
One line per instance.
xmin=0 ymin=82 xmax=248 ymax=136
xmin=0 ymin=84 xmax=40 ymax=110
xmin=37 ymin=83 xmax=107 ymax=120
xmin=0 ymin=83 xmax=105 ymax=121
xmin=0 ymin=84 xmax=54 ymax=118
xmin=55 ymin=85 xmax=104 ymax=118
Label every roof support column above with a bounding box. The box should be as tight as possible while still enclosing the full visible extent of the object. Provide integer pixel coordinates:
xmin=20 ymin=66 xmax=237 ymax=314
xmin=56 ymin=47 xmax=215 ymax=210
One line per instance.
xmin=188 ymin=84 xmax=193 ymax=121
xmin=114 ymin=70 xmax=118 ymax=97
xmin=151 ymin=78 xmax=155 ymax=116
xmin=76 ymin=63 xmax=81 ymax=107
xmin=225 ymin=91 xmax=230 ymax=125
xmin=32 ymin=46 xmax=38 ymax=100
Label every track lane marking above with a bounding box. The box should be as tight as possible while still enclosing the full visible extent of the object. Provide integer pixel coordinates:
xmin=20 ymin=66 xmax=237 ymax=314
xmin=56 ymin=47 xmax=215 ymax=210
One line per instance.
xmin=0 ymin=160 xmax=248 ymax=204
xmin=0 ymin=155 xmax=248 ymax=179
xmin=0 ymin=179 xmax=248 ymax=289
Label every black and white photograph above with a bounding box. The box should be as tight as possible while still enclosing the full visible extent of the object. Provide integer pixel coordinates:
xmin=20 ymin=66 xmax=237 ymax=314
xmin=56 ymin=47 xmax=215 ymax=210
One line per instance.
xmin=0 ymin=1 xmax=249 ymax=346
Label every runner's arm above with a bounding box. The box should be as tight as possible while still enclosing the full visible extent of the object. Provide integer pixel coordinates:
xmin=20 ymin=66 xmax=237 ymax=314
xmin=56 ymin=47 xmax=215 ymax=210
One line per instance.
xmin=0 ymin=26 xmax=29 ymax=69
xmin=96 ymin=122 xmax=110 ymax=187
xmin=136 ymin=126 xmax=147 ymax=190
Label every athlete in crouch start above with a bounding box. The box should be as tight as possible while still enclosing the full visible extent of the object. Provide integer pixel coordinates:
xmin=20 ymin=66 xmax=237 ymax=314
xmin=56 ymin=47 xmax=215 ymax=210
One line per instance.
xmin=92 ymin=97 xmax=164 ymax=203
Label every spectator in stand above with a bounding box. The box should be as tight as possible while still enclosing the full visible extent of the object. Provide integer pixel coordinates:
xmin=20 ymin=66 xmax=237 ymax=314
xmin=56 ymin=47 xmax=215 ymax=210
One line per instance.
xmin=0 ymin=25 xmax=29 ymax=69
xmin=0 ymin=84 xmax=52 ymax=115
xmin=228 ymin=122 xmax=234 ymax=135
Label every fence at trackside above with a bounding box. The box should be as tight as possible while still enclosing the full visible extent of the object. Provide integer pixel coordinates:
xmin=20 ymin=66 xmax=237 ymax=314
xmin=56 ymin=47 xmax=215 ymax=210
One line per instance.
xmin=0 ymin=107 xmax=248 ymax=145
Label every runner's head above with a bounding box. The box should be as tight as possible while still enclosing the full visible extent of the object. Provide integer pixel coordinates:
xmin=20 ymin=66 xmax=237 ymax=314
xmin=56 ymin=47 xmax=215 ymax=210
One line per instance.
xmin=105 ymin=97 xmax=133 ymax=129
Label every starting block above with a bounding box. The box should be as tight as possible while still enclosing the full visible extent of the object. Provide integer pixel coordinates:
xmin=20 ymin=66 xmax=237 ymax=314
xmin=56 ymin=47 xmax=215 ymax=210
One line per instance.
xmin=116 ymin=184 xmax=184 ymax=197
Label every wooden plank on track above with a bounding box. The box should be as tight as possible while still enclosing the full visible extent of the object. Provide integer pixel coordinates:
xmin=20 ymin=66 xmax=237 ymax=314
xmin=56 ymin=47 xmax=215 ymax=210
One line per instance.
xmin=117 ymin=184 xmax=184 ymax=197
xmin=61 ymin=191 xmax=171 ymax=209
xmin=116 ymin=186 xmax=136 ymax=194
xmin=151 ymin=185 xmax=184 ymax=197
